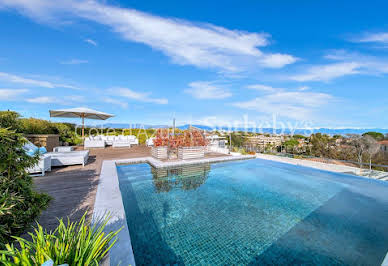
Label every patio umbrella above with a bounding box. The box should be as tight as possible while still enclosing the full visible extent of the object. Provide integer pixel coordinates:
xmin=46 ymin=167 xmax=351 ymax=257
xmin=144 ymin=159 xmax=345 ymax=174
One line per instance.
xmin=49 ymin=107 xmax=114 ymax=139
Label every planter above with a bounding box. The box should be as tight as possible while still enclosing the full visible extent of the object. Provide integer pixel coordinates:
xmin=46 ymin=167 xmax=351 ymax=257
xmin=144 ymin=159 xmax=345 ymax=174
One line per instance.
xmin=178 ymin=146 xmax=205 ymax=160
xmin=152 ymin=146 xmax=168 ymax=159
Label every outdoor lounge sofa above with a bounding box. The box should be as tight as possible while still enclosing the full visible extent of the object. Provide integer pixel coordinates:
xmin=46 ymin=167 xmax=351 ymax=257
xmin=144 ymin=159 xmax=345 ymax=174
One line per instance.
xmin=46 ymin=150 xmax=89 ymax=167
xmin=85 ymin=135 xmax=139 ymax=148
xmin=105 ymin=135 xmax=138 ymax=146
xmin=112 ymin=135 xmax=131 ymax=148
xmin=84 ymin=136 xmax=106 ymax=148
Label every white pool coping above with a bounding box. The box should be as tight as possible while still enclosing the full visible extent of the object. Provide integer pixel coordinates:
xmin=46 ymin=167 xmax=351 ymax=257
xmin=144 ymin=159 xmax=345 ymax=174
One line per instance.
xmin=382 ymin=252 xmax=388 ymax=266
xmin=92 ymin=155 xmax=255 ymax=265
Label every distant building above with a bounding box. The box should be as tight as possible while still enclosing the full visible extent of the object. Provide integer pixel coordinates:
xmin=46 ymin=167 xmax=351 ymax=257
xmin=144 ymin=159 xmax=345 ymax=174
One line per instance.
xmin=206 ymin=134 xmax=227 ymax=148
xmin=245 ymin=135 xmax=283 ymax=150
xmin=378 ymin=140 xmax=388 ymax=153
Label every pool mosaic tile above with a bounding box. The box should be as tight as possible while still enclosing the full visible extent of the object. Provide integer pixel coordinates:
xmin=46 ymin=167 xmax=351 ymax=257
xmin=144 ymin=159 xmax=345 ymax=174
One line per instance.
xmin=116 ymin=159 xmax=388 ymax=265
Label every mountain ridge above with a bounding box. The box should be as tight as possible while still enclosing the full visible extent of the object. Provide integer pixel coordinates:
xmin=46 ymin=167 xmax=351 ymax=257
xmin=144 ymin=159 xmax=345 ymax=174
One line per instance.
xmin=93 ymin=123 xmax=388 ymax=135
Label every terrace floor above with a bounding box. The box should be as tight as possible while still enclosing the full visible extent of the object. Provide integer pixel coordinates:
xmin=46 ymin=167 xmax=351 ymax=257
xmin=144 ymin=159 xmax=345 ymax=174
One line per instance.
xmin=32 ymin=146 xmax=227 ymax=232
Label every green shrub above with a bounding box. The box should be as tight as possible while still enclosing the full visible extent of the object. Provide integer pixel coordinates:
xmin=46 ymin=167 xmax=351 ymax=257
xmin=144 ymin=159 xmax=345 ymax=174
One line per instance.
xmin=19 ymin=118 xmax=58 ymax=135
xmin=52 ymin=123 xmax=81 ymax=146
xmin=0 ymin=128 xmax=51 ymax=247
xmin=0 ymin=111 xmax=21 ymax=131
xmin=0 ymin=213 xmax=121 ymax=265
xmin=238 ymin=148 xmax=248 ymax=155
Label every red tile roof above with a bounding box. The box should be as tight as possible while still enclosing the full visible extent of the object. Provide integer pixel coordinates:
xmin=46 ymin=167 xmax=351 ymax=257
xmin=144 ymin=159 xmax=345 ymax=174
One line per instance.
xmin=378 ymin=140 xmax=388 ymax=145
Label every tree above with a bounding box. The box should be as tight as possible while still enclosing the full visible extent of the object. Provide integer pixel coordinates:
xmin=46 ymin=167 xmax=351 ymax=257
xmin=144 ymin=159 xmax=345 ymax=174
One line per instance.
xmin=351 ymin=135 xmax=380 ymax=173
xmin=309 ymin=133 xmax=330 ymax=157
xmin=283 ymin=139 xmax=299 ymax=153
xmin=362 ymin=131 xmax=384 ymax=141
xmin=363 ymin=135 xmax=380 ymax=172
xmin=230 ymin=133 xmax=245 ymax=148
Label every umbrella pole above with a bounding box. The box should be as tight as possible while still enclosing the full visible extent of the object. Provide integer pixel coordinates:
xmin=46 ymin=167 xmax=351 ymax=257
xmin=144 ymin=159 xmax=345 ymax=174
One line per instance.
xmin=82 ymin=115 xmax=85 ymax=140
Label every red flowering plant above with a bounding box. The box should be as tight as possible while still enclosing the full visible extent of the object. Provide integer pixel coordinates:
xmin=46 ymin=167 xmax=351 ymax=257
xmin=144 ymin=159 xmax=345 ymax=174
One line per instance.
xmin=178 ymin=129 xmax=208 ymax=147
xmin=153 ymin=129 xmax=170 ymax=147
xmin=154 ymin=129 xmax=208 ymax=148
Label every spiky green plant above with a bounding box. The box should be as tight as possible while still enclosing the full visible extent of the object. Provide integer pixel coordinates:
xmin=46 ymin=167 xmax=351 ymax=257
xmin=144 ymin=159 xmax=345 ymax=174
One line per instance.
xmin=0 ymin=213 xmax=121 ymax=265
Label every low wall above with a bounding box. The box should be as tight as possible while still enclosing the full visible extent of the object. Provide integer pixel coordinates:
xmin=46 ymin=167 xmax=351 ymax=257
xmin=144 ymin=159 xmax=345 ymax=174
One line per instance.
xmin=256 ymin=154 xmax=388 ymax=181
xmin=256 ymin=153 xmax=360 ymax=175
xmin=26 ymin=134 xmax=60 ymax=152
xmin=178 ymin=146 xmax=205 ymax=160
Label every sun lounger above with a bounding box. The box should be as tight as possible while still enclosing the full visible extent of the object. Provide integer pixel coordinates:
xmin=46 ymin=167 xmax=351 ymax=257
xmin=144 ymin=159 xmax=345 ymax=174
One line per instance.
xmin=27 ymin=154 xmax=52 ymax=176
xmin=24 ymin=141 xmax=51 ymax=176
xmin=53 ymin=146 xmax=74 ymax=152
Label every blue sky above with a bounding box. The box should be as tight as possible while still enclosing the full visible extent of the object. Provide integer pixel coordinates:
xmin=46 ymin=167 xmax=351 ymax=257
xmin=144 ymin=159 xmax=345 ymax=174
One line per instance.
xmin=0 ymin=0 xmax=387 ymax=128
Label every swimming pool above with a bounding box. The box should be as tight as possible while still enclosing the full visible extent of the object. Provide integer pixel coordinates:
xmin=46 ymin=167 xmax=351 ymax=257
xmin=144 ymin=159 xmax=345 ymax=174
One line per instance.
xmin=116 ymin=159 xmax=388 ymax=265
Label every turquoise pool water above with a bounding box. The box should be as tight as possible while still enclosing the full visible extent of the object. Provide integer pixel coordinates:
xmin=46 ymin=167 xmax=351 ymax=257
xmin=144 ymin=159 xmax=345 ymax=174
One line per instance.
xmin=117 ymin=159 xmax=388 ymax=265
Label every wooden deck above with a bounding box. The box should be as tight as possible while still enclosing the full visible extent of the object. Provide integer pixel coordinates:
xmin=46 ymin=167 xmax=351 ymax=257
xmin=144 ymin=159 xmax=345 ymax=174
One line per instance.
xmin=33 ymin=146 xmax=151 ymax=232
xmin=33 ymin=146 xmax=227 ymax=232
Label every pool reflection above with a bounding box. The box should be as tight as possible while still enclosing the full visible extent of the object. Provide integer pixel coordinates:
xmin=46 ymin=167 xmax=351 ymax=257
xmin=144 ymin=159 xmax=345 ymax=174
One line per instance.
xmin=151 ymin=164 xmax=210 ymax=193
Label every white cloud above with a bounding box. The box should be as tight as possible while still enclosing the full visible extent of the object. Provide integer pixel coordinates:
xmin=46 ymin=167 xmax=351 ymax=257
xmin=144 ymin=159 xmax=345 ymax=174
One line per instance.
xmin=325 ymin=50 xmax=388 ymax=75
xmin=114 ymin=88 xmax=168 ymax=104
xmin=64 ymin=95 xmax=85 ymax=102
xmin=290 ymin=62 xmax=361 ymax=82
xmin=0 ymin=71 xmax=79 ymax=89
xmin=289 ymin=50 xmax=388 ymax=82
xmin=0 ymin=88 xmax=28 ymax=100
xmin=298 ymin=86 xmax=309 ymax=91
xmin=104 ymin=97 xmax=128 ymax=109
xmin=247 ymin=84 xmax=309 ymax=92
xmin=0 ymin=72 xmax=55 ymax=88
xmin=353 ymin=32 xmax=388 ymax=44
xmin=60 ymin=59 xmax=88 ymax=65
xmin=259 ymin=53 xmax=298 ymax=68
xmin=84 ymin=38 xmax=97 ymax=46
xmin=26 ymin=96 xmax=57 ymax=103
xmin=233 ymin=91 xmax=332 ymax=120
xmin=0 ymin=0 xmax=297 ymax=71
xmin=185 ymin=81 xmax=232 ymax=99
xmin=247 ymin=84 xmax=283 ymax=92
xmin=26 ymin=95 xmax=84 ymax=104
